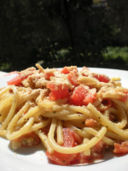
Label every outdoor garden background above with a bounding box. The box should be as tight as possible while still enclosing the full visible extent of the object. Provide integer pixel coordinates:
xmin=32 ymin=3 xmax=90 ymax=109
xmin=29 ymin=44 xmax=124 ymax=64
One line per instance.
xmin=0 ymin=0 xmax=128 ymax=71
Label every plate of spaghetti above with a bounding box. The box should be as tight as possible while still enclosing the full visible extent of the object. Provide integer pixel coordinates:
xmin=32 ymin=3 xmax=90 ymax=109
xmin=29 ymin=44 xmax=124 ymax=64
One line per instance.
xmin=0 ymin=65 xmax=128 ymax=171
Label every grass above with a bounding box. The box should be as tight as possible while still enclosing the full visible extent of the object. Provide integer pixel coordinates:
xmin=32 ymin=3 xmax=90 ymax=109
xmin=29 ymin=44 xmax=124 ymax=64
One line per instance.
xmin=0 ymin=63 xmax=11 ymax=71
xmin=0 ymin=46 xmax=128 ymax=71
xmin=102 ymin=47 xmax=128 ymax=62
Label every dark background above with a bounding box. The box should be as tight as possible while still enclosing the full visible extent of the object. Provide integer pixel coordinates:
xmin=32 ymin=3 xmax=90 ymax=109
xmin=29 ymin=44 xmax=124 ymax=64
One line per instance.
xmin=0 ymin=0 xmax=128 ymax=71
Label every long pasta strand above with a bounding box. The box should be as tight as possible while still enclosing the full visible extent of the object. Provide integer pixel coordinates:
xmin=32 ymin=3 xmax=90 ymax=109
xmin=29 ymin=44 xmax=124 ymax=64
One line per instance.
xmin=48 ymin=119 xmax=107 ymax=154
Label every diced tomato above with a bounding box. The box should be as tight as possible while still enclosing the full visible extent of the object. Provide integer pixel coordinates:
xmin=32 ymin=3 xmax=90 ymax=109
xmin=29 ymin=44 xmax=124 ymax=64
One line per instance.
xmin=83 ymin=92 xmax=96 ymax=106
xmin=93 ymin=74 xmax=110 ymax=83
xmin=66 ymin=129 xmax=79 ymax=146
xmin=81 ymin=67 xmax=89 ymax=77
xmin=46 ymin=151 xmax=78 ymax=165
xmin=46 ymin=82 xmax=70 ymax=101
xmin=46 ymin=128 xmax=80 ymax=165
xmin=46 ymin=128 xmax=105 ymax=165
xmin=113 ymin=141 xmax=128 ymax=155
xmin=71 ymin=151 xmax=103 ymax=165
xmin=63 ymin=128 xmax=82 ymax=147
xmin=12 ymin=132 xmax=41 ymax=148
xmin=63 ymin=128 xmax=76 ymax=147
xmin=70 ymin=86 xmax=88 ymax=106
xmin=68 ymin=70 xmax=78 ymax=86
xmin=61 ymin=66 xmax=78 ymax=74
xmin=61 ymin=67 xmax=70 ymax=74
xmin=75 ymin=153 xmax=94 ymax=164
xmin=44 ymin=72 xmax=54 ymax=80
xmin=92 ymin=140 xmax=105 ymax=154
xmin=70 ymin=85 xmax=96 ymax=106
xmin=71 ymin=153 xmax=103 ymax=165
xmin=85 ymin=118 xmax=98 ymax=127
xmin=72 ymin=130 xmax=83 ymax=145
xmin=7 ymin=73 xmax=30 ymax=86
xmin=92 ymin=153 xmax=104 ymax=160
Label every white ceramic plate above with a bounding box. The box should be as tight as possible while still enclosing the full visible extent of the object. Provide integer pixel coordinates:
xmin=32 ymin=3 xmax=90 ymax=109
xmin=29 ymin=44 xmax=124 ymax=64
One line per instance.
xmin=0 ymin=68 xmax=128 ymax=171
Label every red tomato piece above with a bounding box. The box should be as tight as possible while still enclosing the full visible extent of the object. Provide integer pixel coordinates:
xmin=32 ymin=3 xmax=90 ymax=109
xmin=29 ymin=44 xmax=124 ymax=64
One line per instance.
xmin=71 ymin=153 xmax=103 ymax=165
xmin=46 ymin=128 xmax=104 ymax=165
xmin=77 ymin=153 xmax=94 ymax=164
xmin=70 ymin=85 xmax=96 ymax=106
xmin=92 ymin=140 xmax=105 ymax=154
xmin=44 ymin=72 xmax=54 ymax=80
xmin=72 ymin=130 xmax=83 ymax=145
xmin=68 ymin=70 xmax=78 ymax=86
xmin=46 ymin=151 xmax=78 ymax=165
xmin=83 ymin=92 xmax=96 ymax=106
xmin=70 ymin=86 xmax=88 ymax=106
xmin=7 ymin=73 xmax=30 ymax=86
xmin=47 ymin=83 xmax=70 ymax=100
xmin=61 ymin=67 xmax=70 ymax=74
xmin=46 ymin=128 xmax=80 ymax=165
xmin=71 ymin=150 xmax=103 ymax=165
xmin=93 ymin=74 xmax=110 ymax=83
xmin=85 ymin=118 xmax=98 ymax=127
xmin=63 ymin=128 xmax=76 ymax=147
xmin=63 ymin=128 xmax=82 ymax=147
xmin=113 ymin=141 xmax=128 ymax=155
xmin=61 ymin=66 xmax=78 ymax=74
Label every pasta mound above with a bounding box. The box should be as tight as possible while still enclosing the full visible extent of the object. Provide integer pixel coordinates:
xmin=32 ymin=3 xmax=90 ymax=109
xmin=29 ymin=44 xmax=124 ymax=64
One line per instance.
xmin=0 ymin=65 xmax=128 ymax=166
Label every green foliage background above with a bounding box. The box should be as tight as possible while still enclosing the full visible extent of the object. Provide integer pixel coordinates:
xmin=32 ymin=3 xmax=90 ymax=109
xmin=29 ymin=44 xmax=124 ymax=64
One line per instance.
xmin=0 ymin=0 xmax=128 ymax=71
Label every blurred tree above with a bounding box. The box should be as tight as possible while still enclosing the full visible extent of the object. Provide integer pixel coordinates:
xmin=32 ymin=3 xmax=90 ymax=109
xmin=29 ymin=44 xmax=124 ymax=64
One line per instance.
xmin=0 ymin=0 xmax=119 ymax=71
xmin=108 ymin=0 xmax=128 ymax=45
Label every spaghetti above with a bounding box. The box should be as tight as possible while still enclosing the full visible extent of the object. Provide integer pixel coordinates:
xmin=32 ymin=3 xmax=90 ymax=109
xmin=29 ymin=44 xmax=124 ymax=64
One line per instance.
xmin=0 ymin=65 xmax=128 ymax=165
